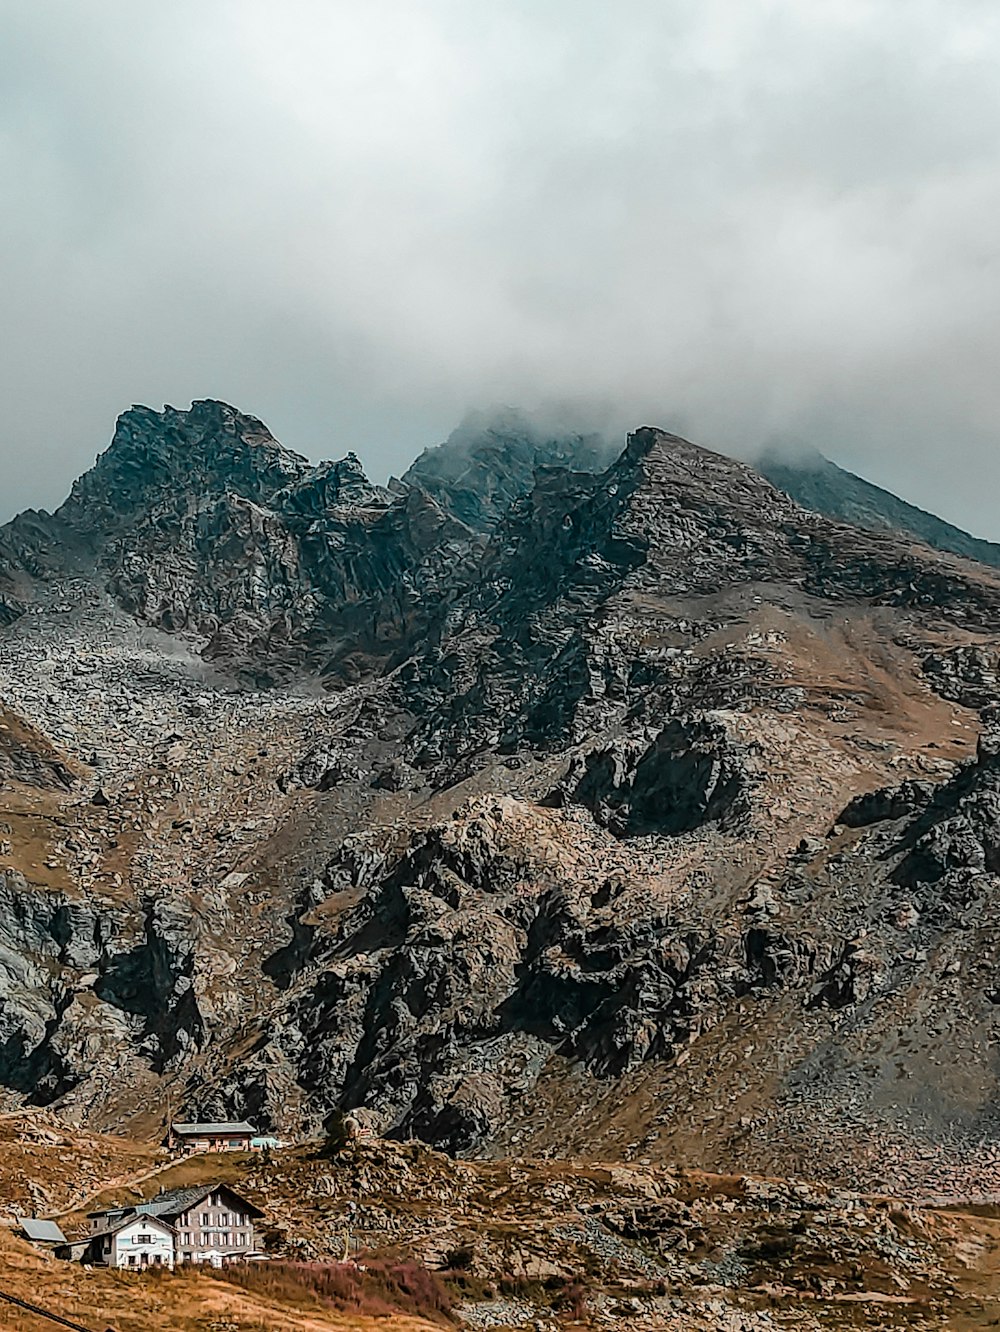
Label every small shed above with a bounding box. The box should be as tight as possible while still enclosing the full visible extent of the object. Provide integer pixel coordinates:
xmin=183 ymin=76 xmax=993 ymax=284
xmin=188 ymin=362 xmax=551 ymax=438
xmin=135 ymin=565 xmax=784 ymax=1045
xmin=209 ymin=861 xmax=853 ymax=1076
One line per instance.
xmin=170 ymin=1121 xmax=256 ymax=1152
xmin=55 ymin=1237 xmax=93 ymax=1263
xmin=16 ymin=1217 xmax=67 ymax=1247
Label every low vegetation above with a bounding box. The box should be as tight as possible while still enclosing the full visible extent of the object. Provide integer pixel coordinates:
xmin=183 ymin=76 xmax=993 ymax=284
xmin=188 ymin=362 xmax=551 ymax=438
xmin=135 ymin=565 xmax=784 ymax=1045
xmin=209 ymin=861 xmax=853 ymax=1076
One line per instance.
xmin=212 ymin=1259 xmax=454 ymax=1324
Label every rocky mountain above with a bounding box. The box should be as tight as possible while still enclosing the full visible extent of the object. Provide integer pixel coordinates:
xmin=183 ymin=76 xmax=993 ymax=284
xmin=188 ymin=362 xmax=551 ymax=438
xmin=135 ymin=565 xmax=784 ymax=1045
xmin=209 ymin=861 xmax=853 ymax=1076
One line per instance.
xmin=757 ymin=445 xmax=1000 ymax=570
xmin=0 ymin=399 xmax=478 ymax=681
xmin=2 ymin=401 xmax=1000 ymax=1208
xmin=401 ymin=406 xmax=615 ymax=532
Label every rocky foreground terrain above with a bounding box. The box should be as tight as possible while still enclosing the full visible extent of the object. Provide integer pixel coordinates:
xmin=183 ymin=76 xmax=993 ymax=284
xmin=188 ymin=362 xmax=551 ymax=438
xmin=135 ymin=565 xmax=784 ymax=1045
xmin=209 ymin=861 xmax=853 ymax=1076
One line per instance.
xmin=7 ymin=1108 xmax=1000 ymax=1330
xmin=3 ymin=398 xmax=1000 ymax=1218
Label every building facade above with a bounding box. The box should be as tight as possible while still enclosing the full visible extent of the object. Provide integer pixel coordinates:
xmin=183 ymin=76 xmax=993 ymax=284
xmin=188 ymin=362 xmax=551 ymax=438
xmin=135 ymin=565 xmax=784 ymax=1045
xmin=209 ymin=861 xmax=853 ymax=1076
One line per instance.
xmin=169 ymin=1120 xmax=257 ymax=1152
xmin=84 ymin=1215 xmax=175 ymax=1269
xmin=83 ymin=1183 xmax=263 ymax=1268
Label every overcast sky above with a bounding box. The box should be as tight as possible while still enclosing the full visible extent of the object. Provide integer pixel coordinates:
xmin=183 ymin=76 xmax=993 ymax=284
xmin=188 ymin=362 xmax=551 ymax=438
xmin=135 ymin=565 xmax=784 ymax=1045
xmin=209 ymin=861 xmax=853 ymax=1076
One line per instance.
xmin=3 ymin=2 xmax=1000 ymax=535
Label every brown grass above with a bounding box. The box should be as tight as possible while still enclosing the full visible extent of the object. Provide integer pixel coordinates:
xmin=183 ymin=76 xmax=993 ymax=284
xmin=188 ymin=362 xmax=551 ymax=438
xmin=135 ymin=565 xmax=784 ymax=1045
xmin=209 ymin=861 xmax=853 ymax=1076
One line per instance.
xmin=0 ymin=1231 xmax=441 ymax=1332
xmin=212 ymin=1258 xmax=454 ymax=1323
xmin=0 ymin=1114 xmax=159 ymax=1217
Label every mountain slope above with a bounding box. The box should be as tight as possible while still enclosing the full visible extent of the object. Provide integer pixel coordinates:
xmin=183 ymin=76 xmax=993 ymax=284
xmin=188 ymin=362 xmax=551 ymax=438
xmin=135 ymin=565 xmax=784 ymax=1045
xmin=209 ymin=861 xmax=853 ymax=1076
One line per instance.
xmin=167 ymin=428 xmax=1000 ymax=1190
xmin=1 ymin=407 xmax=1000 ymax=1206
xmin=0 ymin=400 xmax=479 ymax=680
xmin=758 ymin=446 xmax=1000 ymax=570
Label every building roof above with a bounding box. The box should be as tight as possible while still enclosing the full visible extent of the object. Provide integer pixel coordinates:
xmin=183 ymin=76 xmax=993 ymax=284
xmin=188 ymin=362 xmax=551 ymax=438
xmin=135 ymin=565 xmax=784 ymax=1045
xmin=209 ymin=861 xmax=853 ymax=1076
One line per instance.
xmin=55 ymin=1238 xmax=93 ymax=1254
xmin=172 ymin=1121 xmax=256 ymax=1136
xmin=132 ymin=1182 xmax=264 ymax=1221
xmin=17 ymin=1218 xmax=67 ymax=1244
xmin=89 ymin=1213 xmax=176 ymax=1242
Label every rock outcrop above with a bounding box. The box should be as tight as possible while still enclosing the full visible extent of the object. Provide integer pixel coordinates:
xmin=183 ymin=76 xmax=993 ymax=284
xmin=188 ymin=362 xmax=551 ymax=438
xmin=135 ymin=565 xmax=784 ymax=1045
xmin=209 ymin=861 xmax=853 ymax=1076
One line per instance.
xmin=0 ymin=400 xmax=477 ymax=679
xmin=401 ymin=406 xmax=615 ymax=532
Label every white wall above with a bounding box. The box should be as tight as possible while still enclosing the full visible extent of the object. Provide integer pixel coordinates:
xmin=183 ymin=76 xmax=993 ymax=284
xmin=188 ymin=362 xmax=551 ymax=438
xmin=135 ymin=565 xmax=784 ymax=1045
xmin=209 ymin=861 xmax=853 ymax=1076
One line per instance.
xmin=110 ymin=1218 xmax=175 ymax=1270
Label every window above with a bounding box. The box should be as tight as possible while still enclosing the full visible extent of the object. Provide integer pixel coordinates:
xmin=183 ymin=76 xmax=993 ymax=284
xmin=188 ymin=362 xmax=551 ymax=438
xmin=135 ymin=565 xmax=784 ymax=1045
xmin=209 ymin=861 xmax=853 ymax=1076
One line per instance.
xmin=201 ymin=1213 xmax=210 ymax=1226
xmin=222 ymin=1233 xmax=230 ymax=1246
xmin=136 ymin=1234 xmax=153 ymax=1245
xmin=218 ymin=1213 xmax=229 ymax=1226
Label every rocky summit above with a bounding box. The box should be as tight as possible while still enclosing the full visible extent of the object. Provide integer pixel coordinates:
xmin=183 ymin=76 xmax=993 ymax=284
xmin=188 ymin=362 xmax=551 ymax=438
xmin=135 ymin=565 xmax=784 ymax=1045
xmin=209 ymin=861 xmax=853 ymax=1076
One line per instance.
xmin=4 ymin=399 xmax=1000 ymax=1205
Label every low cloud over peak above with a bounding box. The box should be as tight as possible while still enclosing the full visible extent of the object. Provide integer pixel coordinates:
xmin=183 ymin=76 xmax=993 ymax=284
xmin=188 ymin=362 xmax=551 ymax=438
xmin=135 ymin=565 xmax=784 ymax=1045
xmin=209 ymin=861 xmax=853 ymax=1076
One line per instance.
xmin=3 ymin=2 xmax=1000 ymax=537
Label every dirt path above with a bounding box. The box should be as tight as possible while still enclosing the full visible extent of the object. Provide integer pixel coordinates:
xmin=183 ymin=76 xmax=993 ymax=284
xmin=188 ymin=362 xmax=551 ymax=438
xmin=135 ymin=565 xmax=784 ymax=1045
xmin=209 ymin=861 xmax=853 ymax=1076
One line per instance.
xmin=53 ymin=1151 xmax=207 ymax=1221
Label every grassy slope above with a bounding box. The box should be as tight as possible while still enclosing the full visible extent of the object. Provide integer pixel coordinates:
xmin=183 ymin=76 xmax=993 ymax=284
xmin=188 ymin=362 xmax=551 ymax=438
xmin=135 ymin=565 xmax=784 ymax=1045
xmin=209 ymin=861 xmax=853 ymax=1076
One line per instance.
xmin=0 ymin=1231 xmax=441 ymax=1332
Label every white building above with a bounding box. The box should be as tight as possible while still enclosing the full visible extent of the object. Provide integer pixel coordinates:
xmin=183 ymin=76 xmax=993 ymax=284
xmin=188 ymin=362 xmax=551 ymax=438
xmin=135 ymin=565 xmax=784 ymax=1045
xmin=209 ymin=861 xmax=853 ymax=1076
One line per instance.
xmin=85 ymin=1214 xmax=175 ymax=1270
xmin=81 ymin=1182 xmax=263 ymax=1268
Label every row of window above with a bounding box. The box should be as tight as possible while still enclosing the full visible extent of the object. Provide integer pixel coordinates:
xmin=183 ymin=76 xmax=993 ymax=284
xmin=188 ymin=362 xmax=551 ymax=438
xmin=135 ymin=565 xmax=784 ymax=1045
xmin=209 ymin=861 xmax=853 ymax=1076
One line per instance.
xmin=196 ymin=1212 xmax=245 ymax=1226
xmin=180 ymin=1231 xmax=250 ymax=1247
xmin=205 ymin=1192 xmax=242 ymax=1207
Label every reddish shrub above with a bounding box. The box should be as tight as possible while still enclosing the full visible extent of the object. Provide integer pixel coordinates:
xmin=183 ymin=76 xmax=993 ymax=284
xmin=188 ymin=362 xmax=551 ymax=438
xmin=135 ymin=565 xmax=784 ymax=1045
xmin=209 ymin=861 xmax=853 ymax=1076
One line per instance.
xmin=212 ymin=1257 xmax=453 ymax=1322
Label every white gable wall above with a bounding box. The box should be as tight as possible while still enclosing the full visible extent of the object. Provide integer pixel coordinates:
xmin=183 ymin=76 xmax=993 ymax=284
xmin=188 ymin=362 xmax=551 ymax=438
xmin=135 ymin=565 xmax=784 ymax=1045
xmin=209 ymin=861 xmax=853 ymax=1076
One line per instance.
xmin=109 ymin=1217 xmax=175 ymax=1270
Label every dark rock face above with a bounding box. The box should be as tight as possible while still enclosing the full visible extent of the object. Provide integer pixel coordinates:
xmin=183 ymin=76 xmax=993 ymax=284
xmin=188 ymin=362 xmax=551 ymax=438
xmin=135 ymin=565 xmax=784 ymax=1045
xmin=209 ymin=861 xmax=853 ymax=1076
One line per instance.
xmin=839 ymin=780 xmax=935 ymax=829
xmin=185 ymin=729 xmax=1000 ymax=1153
xmin=397 ymin=428 xmax=1000 ymax=785
xmin=0 ymin=865 xmax=207 ymax=1104
xmin=0 ymin=869 xmax=121 ymax=1098
xmin=189 ymin=798 xmax=740 ymax=1150
xmin=0 ymin=711 xmax=75 ymax=791
xmin=401 ymin=407 xmax=615 ymax=532
xmin=922 ymin=644 xmax=1000 ymax=717
xmin=0 ymin=400 xmax=479 ymax=677
xmin=554 ymin=716 xmax=753 ymax=838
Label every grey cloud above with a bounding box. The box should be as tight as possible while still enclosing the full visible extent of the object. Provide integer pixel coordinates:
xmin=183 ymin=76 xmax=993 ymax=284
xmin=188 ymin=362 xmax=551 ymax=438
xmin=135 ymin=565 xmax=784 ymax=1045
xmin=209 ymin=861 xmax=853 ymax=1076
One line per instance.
xmin=2 ymin=1 xmax=1000 ymax=537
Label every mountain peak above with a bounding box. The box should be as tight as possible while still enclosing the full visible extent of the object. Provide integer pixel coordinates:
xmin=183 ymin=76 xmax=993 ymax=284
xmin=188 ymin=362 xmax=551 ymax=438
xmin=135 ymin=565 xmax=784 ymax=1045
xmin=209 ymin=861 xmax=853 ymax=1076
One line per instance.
xmin=403 ymin=405 xmax=615 ymax=531
xmin=6 ymin=398 xmax=1000 ymax=1232
xmin=57 ymin=400 xmax=310 ymax=533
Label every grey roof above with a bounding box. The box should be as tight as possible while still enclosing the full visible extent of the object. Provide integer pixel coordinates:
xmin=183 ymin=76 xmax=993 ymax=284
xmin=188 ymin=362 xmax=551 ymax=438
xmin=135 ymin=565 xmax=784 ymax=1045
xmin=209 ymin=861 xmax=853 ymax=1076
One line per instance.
xmin=134 ymin=1186 xmax=211 ymax=1219
xmin=17 ymin=1217 xmax=67 ymax=1244
xmin=133 ymin=1182 xmax=264 ymax=1221
xmin=87 ymin=1182 xmax=264 ymax=1227
xmin=172 ymin=1121 xmax=256 ymax=1135
xmin=56 ymin=1238 xmax=93 ymax=1253
xmin=89 ymin=1213 xmax=175 ymax=1241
